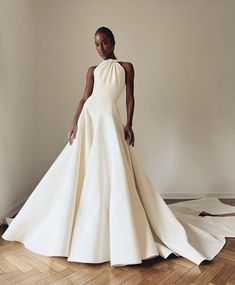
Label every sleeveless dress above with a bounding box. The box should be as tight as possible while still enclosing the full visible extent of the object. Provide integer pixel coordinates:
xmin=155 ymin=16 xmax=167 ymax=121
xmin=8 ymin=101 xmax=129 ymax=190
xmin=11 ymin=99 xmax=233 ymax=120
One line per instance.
xmin=2 ymin=58 xmax=235 ymax=266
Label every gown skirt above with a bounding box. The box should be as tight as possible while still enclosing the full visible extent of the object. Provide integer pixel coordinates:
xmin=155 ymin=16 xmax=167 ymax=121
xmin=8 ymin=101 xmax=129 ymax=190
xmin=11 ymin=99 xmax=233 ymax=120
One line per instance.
xmin=2 ymin=58 xmax=235 ymax=266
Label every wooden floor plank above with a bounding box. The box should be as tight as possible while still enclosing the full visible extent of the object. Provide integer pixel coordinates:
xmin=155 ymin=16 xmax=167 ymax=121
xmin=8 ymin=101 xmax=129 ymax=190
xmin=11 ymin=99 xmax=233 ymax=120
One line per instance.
xmin=210 ymin=264 xmax=235 ymax=285
xmin=14 ymin=269 xmax=57 ymax=285
xmin=226 ymin=271 xmax=235 ymax=284
xmin=1 ymin=269 xmax=39 ymax=285
xmin=0 ymin=255 xmax=17 ymax=272
xmin=4 ymin=255 xmax=33 ymax=273
xmin=192 ymin=262 xmax=225 ymax=285
xmin=120 ymin=264 xmax=167 ymax=285
xmin=138 ymin=265 xmax=173 ymax=285
xmin=0 ymin=269 xmax=22 ymax=283
xmin=175 ymin=264 xmax=208 ymax=285
xmin=65 ymin=267 xmax=106 ymax=285
xmin=49 ymin=267 xmax=91 ymax=284
xmin=32 ymin=268 xmax=74 ymax=285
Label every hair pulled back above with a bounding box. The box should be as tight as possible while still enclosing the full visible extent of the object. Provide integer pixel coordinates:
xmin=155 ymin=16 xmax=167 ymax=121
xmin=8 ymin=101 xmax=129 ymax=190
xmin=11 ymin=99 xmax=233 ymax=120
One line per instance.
xmin=95 ymin=26 xmax=116 ymax=47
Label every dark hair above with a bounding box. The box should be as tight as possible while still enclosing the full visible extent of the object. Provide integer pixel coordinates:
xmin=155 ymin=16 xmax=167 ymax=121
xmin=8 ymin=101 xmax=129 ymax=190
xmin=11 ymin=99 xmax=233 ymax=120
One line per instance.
xmin=95 ymin=26 xmax=116 ymax=47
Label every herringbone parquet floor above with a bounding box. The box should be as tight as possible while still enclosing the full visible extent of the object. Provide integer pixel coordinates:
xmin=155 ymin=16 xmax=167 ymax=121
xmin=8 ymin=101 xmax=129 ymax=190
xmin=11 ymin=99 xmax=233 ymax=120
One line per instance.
xmin=0 ymin=199 xmax=234 ymax=285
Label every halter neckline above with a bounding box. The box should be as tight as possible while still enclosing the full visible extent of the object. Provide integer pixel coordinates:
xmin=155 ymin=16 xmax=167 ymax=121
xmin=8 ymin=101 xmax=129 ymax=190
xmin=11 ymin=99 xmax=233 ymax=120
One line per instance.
xmin=103 ymin=58 xmax=118 ymax=61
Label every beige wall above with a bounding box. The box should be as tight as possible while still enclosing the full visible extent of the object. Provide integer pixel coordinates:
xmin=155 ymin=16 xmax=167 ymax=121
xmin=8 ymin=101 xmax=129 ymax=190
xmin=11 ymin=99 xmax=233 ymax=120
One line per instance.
xmin=0 ymin=0 xmax=36 ymax=222
xmin=1 ymin=0 xmax=235 ymax=221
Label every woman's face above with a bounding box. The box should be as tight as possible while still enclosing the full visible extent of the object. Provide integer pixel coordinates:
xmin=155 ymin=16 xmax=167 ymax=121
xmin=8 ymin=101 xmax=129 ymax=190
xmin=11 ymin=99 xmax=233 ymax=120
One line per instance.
xmin=94 ymin=32 xmax=114 ymax=59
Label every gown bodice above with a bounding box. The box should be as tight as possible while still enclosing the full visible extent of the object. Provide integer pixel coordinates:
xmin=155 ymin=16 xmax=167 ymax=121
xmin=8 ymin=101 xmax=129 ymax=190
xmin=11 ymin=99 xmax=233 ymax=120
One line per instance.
xmin=91 ymin=58 xmax=126 ymax=102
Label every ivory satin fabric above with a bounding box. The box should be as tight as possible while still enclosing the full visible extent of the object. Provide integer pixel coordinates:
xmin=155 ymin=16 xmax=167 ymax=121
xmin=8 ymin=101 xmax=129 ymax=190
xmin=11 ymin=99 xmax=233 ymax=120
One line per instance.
xmin=2 ymin=59 xmax=235 ymax=266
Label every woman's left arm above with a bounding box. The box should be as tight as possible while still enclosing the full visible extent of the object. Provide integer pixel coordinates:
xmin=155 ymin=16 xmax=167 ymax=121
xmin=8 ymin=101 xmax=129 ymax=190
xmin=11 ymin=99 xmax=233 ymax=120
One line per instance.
xmin=123 ymin=62 xmax=135 ymax=146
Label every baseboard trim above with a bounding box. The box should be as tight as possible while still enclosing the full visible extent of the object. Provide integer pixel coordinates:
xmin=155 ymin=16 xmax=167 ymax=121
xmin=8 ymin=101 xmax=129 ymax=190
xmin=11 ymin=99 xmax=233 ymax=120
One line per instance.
xmin=0 ymin=196 xmax=29 ymax=225
xmin=161 ymin=192 xmax=235 ymax=199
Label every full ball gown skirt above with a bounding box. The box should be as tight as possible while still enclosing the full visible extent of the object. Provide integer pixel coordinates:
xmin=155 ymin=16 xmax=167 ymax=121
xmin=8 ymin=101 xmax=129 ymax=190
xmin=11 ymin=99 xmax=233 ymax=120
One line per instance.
xmin=2 ymin=58 xmax=235 ymax=266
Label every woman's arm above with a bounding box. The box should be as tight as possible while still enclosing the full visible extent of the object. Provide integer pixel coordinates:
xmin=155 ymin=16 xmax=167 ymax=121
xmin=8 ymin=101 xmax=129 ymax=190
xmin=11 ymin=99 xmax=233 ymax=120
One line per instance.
xmin=68 ymin=66 xmax=95 ymax=145
xmin=71 ymin=66 xmax=96 ymax=126
xmin=122 ymin=62 xmax=135 ymax=146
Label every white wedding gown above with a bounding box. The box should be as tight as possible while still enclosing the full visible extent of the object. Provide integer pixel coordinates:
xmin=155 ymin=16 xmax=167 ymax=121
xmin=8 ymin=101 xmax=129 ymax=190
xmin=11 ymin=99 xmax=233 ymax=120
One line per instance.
xmin=2 ymin=58 xmax=235 ymax=266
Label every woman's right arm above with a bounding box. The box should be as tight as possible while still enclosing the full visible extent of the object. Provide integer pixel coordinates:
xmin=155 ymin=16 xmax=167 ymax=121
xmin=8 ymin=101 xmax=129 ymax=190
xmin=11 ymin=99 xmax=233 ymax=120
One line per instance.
xmin=67 ymin=66 xmax=96 ymax=145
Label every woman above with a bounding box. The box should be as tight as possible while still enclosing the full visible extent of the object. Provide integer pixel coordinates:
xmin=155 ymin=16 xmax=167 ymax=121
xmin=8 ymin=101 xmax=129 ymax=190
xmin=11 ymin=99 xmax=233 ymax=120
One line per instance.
xmin=68 ymin=27 xmax=135 ymax=147
xmin=2 ymin=26 xmax=235 ymax=267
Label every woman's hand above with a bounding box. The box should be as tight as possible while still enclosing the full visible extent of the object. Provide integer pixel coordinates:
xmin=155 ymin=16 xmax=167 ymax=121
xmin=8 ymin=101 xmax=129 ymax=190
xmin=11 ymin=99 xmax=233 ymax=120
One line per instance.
xmin=68 ymin=122 xmax=78 ymax=145
xmin=124 ymin=125 xmax=135 ymax=146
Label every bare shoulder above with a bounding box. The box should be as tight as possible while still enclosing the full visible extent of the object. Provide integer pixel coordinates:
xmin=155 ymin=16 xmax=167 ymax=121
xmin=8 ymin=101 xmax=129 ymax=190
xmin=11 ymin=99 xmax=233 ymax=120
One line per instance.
xmin=118 ymin=61 xmax=134 ymax=69
xmin=118 ymin=61 xmax=134 ymax=75
xmin=87 ymin=65 xmax=97 ymax=74
xmin=85 ymin=65 xmax=97 ymax=80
